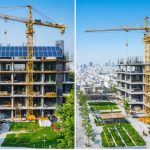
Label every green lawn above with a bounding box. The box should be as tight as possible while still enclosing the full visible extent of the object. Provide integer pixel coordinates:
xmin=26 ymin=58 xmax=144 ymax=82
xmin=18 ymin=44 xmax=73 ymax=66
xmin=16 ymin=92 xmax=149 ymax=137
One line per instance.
xmin=9 ymin=122 xmax=41 ymax=131
xmin=101 ymin=123 xmax=146 ymax=147
xmin=2 ymin=122 xmax=59 ymax=148
xmin=88 ymin=102 xmax=118 ymax=111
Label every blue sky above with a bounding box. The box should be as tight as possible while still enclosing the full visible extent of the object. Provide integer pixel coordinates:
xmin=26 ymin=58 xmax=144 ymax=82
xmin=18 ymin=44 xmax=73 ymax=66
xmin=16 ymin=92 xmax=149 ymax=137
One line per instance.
xmin=77 ymin=0 xmax=150 ymax=65
xmin=0 ymin=0 xmax=74 ymax=55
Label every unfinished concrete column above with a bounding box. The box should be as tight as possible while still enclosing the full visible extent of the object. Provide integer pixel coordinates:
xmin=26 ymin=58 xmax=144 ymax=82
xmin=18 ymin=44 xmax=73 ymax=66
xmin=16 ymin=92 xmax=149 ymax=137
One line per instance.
xmin=41 ymin=60 xmax=44 ymax=71
xmin=42 ymin=83 xmax=44 ymax=95
xmin=11 ymin=110 xmax=14 ymax=119
xmin=42 ymin=61 xmax=44 ymax=100
xmin=41 ymin=98 xmax=44 ymax=117
xmin=11 ymin=61 xmax=14 ymax=84
xmin=11 ymin=61 xmax=13 ymax=72
xmin=11 ymin=85 xmax=14 ymax=95
xmin=11 ymin=74 xmax=13 ymax=83
xmin=11 ymin=97 xmax=14 ymax=108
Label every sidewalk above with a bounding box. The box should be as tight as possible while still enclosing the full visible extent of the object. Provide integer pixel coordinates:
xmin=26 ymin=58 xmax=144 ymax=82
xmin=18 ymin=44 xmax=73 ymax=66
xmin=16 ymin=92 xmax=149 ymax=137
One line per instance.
xmin=76 ymin=102 xmax=87 ymax=149
xmin=0 ymin=123 xmax=10 ymax=146
xmin=89 ymin=112 xmax=102 ymax=149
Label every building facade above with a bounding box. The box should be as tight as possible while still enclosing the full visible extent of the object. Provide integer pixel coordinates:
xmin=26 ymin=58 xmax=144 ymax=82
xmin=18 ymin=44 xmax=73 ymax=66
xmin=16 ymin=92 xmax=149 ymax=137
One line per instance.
xmin=116 ymin=57 xmax=145 ymax=112
xmin=0 ymin=42 xmax=74 ymax=120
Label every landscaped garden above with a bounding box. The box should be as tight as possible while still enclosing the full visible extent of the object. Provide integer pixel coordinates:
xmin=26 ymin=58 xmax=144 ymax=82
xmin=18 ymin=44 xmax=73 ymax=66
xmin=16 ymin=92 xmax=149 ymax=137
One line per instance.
xmin=101 ymin=123 xmax=146 ymax=147
xmin=2 ymin=122 xmax=59 ymax=148
xmin=88 ymin=102 xmax=119 ymax=111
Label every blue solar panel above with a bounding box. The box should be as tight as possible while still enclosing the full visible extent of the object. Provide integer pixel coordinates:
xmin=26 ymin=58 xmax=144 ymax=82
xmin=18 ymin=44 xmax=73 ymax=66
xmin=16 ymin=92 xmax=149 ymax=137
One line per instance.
xmin=0 ymin=46 xmax=63 ymax=57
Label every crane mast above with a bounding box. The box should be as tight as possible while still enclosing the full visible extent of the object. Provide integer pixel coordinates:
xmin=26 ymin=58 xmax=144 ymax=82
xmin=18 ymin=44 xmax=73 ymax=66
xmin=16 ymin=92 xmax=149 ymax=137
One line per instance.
xmin=144 ymin=17 xmax=150 ymax=114
xmin=26 ymin=5 xmax=34 ymax=117
xmin=85 ymin=17 xmax=150 ymax=114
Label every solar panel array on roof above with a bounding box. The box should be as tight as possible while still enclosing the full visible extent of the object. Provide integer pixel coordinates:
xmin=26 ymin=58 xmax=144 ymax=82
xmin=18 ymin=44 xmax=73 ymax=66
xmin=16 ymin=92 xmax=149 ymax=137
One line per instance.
xmin=0 ymin=46 xmax=63 ymax=57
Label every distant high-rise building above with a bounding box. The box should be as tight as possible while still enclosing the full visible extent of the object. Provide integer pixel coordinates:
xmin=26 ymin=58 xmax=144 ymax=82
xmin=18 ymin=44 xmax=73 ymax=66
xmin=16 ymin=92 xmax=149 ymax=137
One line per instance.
xmin=112 ymin=62 xmax=114 ymax=66
xmin=83 ymin=64 xmax=87 ymax=68
xmin=89 ymin=61 xmax=93 ymax=67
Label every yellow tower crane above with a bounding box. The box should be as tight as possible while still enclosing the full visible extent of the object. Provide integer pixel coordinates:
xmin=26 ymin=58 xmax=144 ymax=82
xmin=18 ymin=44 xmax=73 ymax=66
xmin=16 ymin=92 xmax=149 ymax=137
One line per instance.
xmin=85 ymin=17 xmax=150 ymax=114
xmin=0 ymin=5 xmax=65 ymax=121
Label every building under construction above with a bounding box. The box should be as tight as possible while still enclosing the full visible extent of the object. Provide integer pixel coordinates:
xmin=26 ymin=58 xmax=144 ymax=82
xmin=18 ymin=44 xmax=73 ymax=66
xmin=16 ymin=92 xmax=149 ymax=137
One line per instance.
xmin=116 ymin=57 xmax=145 ymax=112
xmin=0 ymin=40 xmax=74 ymax=120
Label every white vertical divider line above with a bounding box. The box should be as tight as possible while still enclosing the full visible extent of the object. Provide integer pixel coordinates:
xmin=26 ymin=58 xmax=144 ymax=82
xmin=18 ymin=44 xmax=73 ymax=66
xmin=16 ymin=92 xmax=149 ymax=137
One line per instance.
xmin=74 ymin=0 xmax=77 ymax=149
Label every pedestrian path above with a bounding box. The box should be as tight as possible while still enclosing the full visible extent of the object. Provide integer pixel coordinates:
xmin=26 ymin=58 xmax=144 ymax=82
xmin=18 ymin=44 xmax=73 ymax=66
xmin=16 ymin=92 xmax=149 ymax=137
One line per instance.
xmin=89 ymin=112 xmax=103 ymax=149
xmin=76 ymin=102 xmax=87 ymax=149
xmin=0 ymin=123 xmax=10 ymax=146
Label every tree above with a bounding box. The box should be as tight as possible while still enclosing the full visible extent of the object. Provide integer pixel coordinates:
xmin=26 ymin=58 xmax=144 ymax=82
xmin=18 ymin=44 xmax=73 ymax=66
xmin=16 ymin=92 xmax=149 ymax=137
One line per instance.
xmin=55 ymin=90 xmax=74 ymax=149
xmin=111 ymin=84 xmax=117 ymax=93
xmin=78 ymin=91 xmax=87 ymax=106
xmin=123 ymin=100 xmax=130 ymax=115
xmin=78 ymin=91 xmax=96 ymax=147
xmin=85 ymin=123 xmax=96 ymax=146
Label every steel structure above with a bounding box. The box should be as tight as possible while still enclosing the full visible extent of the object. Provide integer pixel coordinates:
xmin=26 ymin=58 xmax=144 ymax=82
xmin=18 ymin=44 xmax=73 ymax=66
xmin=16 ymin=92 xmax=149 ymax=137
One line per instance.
xmin=0 ymin=5 xmax=65 ymax=120
xmin=85 ymin=17 xmax=150 ymax=114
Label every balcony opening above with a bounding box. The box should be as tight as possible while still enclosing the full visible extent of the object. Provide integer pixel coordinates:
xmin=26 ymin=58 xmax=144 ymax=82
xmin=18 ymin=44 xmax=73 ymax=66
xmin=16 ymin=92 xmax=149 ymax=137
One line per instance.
xmin=14 ymin=85 xmax=25 ymax=95
xmin=0 ymin=74 xmax=11 ymax=83
xmin=0 ymin=85 xmax=11 ymax=95
xmin=14 ymin=73 xmax=26 ymax=83
xmin=44 ymin=74 xmax=56 ymax=82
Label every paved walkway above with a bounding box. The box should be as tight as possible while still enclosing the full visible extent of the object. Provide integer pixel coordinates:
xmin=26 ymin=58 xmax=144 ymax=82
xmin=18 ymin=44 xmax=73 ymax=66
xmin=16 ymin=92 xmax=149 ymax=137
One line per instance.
xmin=76 ymin=102 xmax=87 ymax=149
xmin=88 ymin=112 xmax=103 ymax=149
xmin=0 ymin=123 xmax=10 ymax=146
xmin=76 ymin=100 xmax=104 ymax=149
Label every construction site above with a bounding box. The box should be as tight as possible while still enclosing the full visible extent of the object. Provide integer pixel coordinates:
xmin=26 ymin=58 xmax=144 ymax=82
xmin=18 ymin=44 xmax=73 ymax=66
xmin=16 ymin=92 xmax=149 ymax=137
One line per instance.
xmin=85 ymin=17 xmax=150 ymax=115
xmin=0 ymin=44 xmax=74 ymax=121
xmin=0 ymin=5 xmax=74 ymax=121
xmin=80 ymin=14 xmax=150 ymax=148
